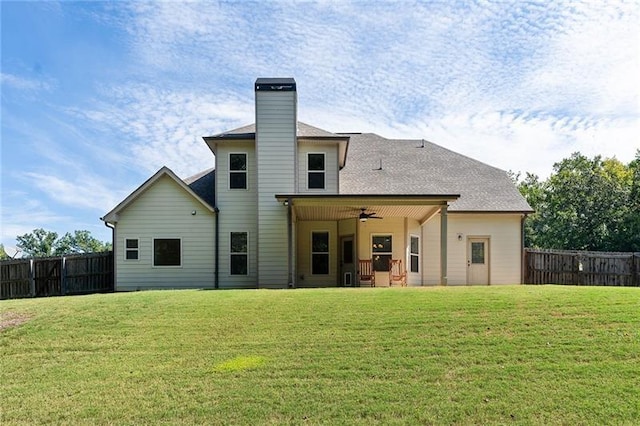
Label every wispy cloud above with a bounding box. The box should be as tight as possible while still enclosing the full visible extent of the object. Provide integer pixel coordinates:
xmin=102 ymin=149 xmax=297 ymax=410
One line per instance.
xmin=1 ymin=73 xmax=54 ymax=92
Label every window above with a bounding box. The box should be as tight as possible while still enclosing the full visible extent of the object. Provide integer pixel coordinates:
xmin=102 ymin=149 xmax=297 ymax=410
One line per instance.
xmin=410 ymin=235 xmax=419 ymax=273
xmin=471 ymin=242 xmax=485 ymax=264
xmin=307 ymin=153 xmax=325 ymax=189
xmin=230 ymin=232 xmax=248 ymax=275
xmin=125 ymin=238 xmax=139 ymax=260
xmin=229 ymin=153 xmax=247 ymax=189
xmin=372 ymin=235 xmax=392 ymax=271
xmin=311 ymin=231 xmax=329 ymax=274
xmin=153 ymin=238 xmax=181 ymax=267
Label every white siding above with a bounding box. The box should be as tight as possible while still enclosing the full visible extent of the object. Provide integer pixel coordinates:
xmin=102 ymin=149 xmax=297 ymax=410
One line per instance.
xmin=114 ymin=175 xmax=215 ymax=290
xmin=423 ymin=213 xmax=523 ymax=285
xmin=296 ymin=221 xmax=339 ymax=287
xmin=215 ymin=141 xmax=258 ymax=288
xmin=297 ymin=143 xmax=339 ymax=193
xmin=256 ymin=90 xmax=297 ymax=288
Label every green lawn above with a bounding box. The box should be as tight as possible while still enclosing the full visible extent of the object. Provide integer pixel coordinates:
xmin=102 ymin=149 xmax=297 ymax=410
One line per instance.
xmin=1 ymin=286 xmax=639 ymax=425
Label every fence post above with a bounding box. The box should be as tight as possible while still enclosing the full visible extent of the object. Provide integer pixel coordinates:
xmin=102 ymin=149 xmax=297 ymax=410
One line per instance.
xmin=61 ymin=256 xmax=67 ymax=295
xmin=29 ymin=259 xmax=35 ymax=297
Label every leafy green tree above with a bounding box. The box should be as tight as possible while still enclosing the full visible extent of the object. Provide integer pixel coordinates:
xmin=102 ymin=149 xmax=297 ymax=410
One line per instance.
xmin=16 ymin=229 xmax=111 ymax=257
xmin=0 ymin=244 xmax=10 ymax=260
xmin=55 ymin=230 xmax=112 ymax=255
xmin=16 ymin=228 xmax=59 ymax=257
xmin=517 ymin=152 xmax=637 ymax=251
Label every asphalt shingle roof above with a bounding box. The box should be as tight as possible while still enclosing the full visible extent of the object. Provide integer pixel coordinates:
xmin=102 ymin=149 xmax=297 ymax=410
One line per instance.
xmin=210 ymin=121 xmax=343 ymax=139
xmin=339 ymin=133 xmax=533 ymax=212
xmin=185 ymin=168 xmax=216 ymax=208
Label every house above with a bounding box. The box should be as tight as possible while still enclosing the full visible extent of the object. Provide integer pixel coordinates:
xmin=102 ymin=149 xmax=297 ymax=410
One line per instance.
xmin=102 ymin=78 xmax=533 ymax=290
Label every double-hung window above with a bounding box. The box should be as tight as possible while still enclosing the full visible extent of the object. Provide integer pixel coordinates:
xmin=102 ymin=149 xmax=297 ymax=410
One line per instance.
xmin=307 ymin=153 xmax=325 ymax=189
xmin=311 ymin=231 xmax=329 ymax=274
xmin=372 ymin=235 xmax=392 ymax=271
xmin=153 ymin=238 xmax=181 ymax=267
xmin=229 ymin=153 xmax=247 ymax=189
xmin=410 ymin=235 xmax=419 ymax=273
xmin=125 ymin=238 xmax=139 ymax=260
xmin=230 ymin=232 xmax=248 ymax=275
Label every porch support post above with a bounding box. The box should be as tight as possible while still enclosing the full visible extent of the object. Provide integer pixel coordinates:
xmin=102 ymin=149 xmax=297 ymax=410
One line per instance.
xmin=440 ymin=204 xmax=448 ymax=286
xmin=287 ymin=197 xmax=294 ymax=288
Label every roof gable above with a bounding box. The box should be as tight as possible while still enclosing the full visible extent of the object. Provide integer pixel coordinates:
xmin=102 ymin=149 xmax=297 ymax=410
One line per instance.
xmin=102 ymin=166 xmax=216 ymax=223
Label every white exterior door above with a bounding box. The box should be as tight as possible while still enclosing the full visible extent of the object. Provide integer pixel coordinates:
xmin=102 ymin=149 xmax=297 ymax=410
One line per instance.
xmin=467 ymin=238 xmax=489 ymax=285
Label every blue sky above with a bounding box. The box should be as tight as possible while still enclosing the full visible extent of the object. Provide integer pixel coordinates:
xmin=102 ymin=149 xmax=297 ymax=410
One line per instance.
xmin=1 ymin=0 xmax=638 ymax=255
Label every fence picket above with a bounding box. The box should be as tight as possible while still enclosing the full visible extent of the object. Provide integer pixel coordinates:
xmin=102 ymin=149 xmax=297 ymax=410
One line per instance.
xmin=524 ymin=249 xmax=640 ymax=287
xmin=1 ymin=252 xmax=113 ymax=300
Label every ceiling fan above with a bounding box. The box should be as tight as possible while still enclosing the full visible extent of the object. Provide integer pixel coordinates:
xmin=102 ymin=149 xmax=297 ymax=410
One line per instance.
xmin=359 ymin=208 xmax=383 ymax=222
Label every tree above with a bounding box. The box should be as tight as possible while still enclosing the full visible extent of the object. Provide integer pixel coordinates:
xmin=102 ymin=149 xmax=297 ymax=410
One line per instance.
xmin=56 ymin=230 xmax=112 ymax=255
xmin=16 ymin=229 xmax=111 ymax=258
xmin=517 ymin=152 xmax=637 ymax=251
xmin=16 ymin=228 xmax=58 ymax=257
xmin=0 ymin=244 xmax=10 ymax=260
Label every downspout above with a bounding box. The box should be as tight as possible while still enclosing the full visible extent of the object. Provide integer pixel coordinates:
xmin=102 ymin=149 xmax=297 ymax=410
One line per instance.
xmin=102 ymin=219 xmax=116 ymax=292
xmin=521 ymin=213 xmax=527 ymax=285
xmin=214 ymin=207 xmax=220 ymax=289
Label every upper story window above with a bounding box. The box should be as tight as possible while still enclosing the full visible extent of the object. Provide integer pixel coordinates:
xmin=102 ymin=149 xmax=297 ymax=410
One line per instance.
xmin=229 ymin=153 xmax=247 ymax=189
xmin=307 ymin=153 xmax=325 ymax=189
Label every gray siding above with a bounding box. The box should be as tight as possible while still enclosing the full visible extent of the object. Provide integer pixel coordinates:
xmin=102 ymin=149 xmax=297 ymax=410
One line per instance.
xmin=256 ymin=90 xmax=297 ymax=288
xmin=114 ymin=175 xmax=215 ymax=290
xmin=215 ymin=141 xmax=258 ymax=288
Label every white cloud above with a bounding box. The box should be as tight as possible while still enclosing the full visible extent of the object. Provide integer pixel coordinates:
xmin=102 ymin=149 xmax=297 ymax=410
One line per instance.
xmin=0 ymin=73 xmax=54 ymax=92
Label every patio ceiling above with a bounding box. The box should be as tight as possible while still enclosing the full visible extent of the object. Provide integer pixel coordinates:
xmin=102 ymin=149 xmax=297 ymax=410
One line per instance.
xmin=275 ymin=194 xmax=460 ymax=223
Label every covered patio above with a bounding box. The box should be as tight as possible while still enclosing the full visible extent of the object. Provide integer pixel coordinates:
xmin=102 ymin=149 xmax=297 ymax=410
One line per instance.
xmin=275 ymin=194 xmax=460 ymax=287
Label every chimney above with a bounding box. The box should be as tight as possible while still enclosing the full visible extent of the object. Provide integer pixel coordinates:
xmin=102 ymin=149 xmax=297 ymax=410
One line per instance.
xmin=254 ymin=78 xmax=297 ymax=288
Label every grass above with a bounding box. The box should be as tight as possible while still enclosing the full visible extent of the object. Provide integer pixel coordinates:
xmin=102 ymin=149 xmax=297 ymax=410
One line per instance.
xmin=1 ymin=286 xmax=639 ymax=425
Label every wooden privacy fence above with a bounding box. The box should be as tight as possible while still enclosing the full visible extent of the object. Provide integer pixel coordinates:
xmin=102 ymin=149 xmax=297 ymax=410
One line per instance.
xmin=525 ymin=249 xmax=640 ymax=286
xmin=1 ymin=252 xmax=113 ymax=300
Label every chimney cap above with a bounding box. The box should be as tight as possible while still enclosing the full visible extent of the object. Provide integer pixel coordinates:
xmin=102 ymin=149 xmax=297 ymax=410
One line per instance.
xmin=255 ymin=78 xmax=296 ymax=91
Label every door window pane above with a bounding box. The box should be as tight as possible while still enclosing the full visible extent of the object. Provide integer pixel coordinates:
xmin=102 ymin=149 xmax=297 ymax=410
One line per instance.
xmin=471 ymin=242 xmax=485 ymax=264
xmin=342 ymin=239 xmax=353 ymax=264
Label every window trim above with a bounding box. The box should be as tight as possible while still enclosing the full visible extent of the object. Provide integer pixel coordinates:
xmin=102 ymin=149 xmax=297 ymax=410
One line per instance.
xmin=311 ymin=230 xmax=330 ymax=275
xmin=124 ymin=238 xmax=139 ymax=261
xmin=228 ymin=152 xmax=248 ymax=190
xmin=410 ymin=235 xmax=420 ymax=273
xmin=152 ymin=237 xmax=182 ymax=268
xmin=229 ymin=231 xmax=249 ymax=276
xmin=307 ymin=152 xmax=326 ymax=190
